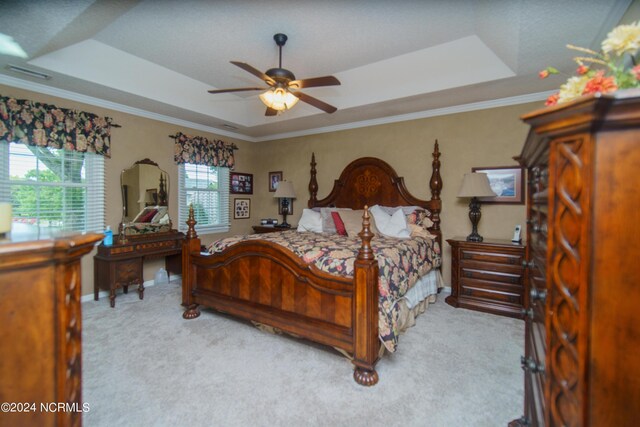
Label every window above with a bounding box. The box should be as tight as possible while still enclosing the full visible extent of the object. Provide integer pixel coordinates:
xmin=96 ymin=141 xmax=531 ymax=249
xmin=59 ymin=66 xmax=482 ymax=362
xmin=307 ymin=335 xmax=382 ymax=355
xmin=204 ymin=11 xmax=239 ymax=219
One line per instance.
xmin=0 ymin=143 xmax=105 ymax=239
xmin=178 ymin=163 xmax=230 ymax=234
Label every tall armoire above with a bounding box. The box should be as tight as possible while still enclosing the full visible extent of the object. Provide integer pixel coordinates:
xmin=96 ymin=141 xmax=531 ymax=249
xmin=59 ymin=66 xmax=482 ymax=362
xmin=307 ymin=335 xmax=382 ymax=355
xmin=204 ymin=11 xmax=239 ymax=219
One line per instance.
xmin=511 ymin=91 xmax=640 ymax=426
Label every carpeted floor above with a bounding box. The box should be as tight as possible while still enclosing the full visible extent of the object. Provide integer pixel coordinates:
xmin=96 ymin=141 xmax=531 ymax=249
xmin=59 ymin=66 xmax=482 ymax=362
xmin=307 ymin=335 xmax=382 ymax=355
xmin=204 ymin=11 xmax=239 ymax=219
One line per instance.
xmin=82 ymin=281 xmax=524 ymax=426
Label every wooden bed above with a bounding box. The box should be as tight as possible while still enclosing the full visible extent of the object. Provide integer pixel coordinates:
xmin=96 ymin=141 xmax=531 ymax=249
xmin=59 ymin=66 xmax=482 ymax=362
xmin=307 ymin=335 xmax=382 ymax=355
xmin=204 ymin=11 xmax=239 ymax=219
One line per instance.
xmin=181 ymin=141 xmax=442 ymax=386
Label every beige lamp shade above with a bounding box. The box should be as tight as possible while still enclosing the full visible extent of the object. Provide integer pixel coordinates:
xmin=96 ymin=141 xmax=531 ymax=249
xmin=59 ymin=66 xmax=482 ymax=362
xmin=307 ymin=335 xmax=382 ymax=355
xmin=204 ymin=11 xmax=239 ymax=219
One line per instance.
xmin=457 ymin=173 xmax=497 ymax=198
xmin=273 ymin=181 xmax=296 ymax=198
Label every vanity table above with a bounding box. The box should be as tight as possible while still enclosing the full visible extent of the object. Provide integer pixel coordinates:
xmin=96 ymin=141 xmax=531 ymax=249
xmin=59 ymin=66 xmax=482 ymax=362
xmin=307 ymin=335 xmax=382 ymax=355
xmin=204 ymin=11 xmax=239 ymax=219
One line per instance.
xmin=94 ymin=158 xmax=183 ymax=307
xmin=93 ymin=231 xmax=183 ymax=307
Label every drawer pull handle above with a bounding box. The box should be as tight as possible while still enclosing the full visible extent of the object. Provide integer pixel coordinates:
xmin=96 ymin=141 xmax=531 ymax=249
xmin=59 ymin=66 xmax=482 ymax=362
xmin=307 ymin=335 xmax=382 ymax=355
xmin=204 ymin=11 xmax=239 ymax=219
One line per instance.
xmin=520 ymin=308 xmax=534 ymax=320
xmin=520 ymin=356 xmax=544 ymax=373
xmin=522 ymin=260 xmax=535 ymax=269
xmin=530 ymin=287 xmax=547 ymax=303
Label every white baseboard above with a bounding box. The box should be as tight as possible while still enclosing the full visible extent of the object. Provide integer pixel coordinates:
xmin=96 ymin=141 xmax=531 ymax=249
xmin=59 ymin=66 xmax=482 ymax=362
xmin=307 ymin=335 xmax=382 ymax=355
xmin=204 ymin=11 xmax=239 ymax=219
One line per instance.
xmin=81 ymin=274 xmax=182 ymax=303
xmin=441 ymin=286 xmax=452 ymax=294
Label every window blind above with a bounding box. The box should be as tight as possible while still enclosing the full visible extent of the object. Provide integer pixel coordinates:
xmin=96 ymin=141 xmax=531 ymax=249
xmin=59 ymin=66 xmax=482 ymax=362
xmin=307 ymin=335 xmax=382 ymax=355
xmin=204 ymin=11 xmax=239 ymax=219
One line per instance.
xmin=0 ymin=143 xmax=105 ymax=239
xmin=178 ymin=163 xmax=230 ymax=234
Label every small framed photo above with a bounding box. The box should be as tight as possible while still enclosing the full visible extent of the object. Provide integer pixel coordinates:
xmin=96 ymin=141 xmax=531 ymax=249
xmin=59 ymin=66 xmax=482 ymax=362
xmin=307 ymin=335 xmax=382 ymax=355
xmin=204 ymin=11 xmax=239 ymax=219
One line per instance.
xmin=471 ymin=166 xmax=525 ymax=204
xmin=230 ymin=172 xmax=253 ymax=194
xmin=268 ymin=171 xmax=283 ymax=192
xmin=234 ymin=198 xmax=251 ymax=219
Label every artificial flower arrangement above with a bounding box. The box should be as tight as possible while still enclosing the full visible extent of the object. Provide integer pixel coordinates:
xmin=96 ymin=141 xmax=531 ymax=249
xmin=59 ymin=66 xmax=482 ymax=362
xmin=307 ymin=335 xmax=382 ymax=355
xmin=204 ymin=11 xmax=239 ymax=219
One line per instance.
xmin=540 ymin=21 xmax=640 ymax=106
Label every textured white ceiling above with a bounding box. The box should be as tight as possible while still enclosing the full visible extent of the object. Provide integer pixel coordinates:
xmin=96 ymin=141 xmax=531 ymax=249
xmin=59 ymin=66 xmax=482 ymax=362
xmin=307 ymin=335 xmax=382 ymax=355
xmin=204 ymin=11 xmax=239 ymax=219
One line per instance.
xmin=0 ymin=0 xmax=632 ymax=140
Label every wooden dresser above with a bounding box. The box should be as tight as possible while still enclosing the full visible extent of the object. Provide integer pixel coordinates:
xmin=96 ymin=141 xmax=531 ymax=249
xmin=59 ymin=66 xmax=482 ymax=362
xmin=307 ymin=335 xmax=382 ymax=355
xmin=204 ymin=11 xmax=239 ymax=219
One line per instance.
xmin=510 ymin=91 xmax=640 ymax=426
xmin=446 ymin=238 xmax=525 ymax=318
xmin=0 ymin=233 xmax=102 ymax=427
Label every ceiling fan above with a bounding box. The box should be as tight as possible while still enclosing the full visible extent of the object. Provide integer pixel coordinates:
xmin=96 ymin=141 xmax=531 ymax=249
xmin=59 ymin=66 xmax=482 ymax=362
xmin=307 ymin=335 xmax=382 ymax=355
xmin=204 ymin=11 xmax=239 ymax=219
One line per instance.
xmin=207 ymin=33 xmax=341 ymax=116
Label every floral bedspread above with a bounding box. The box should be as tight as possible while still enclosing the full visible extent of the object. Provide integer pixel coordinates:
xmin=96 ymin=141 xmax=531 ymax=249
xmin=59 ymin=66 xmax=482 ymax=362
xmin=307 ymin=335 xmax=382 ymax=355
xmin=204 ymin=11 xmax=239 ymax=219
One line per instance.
xmin=208 ymin=231 xmax=441 ymax=352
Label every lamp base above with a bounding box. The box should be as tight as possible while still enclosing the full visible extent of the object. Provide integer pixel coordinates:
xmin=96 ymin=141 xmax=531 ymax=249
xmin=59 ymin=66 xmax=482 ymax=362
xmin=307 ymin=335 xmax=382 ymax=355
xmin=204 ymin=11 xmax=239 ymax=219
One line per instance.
xmin=466 ymin=232 xmax=483 ymax=242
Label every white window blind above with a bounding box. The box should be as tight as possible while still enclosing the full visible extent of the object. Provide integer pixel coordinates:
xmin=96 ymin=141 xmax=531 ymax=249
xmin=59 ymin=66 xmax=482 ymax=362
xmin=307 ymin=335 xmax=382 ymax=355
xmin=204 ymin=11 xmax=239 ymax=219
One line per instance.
xmin=178 ymin=163 xmax=230 ymax=234
xmin=0 ymin=142 xmax=105 ymax=239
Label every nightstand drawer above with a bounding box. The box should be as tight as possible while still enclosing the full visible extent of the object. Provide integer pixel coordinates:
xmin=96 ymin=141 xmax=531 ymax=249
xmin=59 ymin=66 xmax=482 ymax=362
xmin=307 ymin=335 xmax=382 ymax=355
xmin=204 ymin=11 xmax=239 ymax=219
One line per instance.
xmin=460 ymin=280 xmax=522 ymax=305
xmin=460 ymin=249 xmax=523 ymax=266
xmin=460 ymin=267 xmax=523 ymax=285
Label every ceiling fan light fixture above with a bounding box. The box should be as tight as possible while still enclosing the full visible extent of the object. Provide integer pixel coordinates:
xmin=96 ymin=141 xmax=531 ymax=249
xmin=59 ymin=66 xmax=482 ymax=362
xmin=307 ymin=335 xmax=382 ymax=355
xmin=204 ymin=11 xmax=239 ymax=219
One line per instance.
xmin=259 ymin=87 xmax=299 ymax=111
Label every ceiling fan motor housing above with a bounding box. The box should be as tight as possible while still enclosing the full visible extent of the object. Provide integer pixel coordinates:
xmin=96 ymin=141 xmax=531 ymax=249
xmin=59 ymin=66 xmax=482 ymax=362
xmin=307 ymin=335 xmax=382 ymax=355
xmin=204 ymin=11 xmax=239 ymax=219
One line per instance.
xmin=266 ymin=67 xmax=295 ymax=83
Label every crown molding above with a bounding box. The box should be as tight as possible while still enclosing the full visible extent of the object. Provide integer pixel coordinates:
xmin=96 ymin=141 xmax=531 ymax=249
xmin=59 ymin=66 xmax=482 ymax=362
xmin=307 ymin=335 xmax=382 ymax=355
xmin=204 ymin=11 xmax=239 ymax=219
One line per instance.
xmin=0 ymin=74 xmax=253 ymax=141
xmin=254 ymin=91 xmax=554 ymax=142
xmin=0 ymin=74 xmax=552 ymax=143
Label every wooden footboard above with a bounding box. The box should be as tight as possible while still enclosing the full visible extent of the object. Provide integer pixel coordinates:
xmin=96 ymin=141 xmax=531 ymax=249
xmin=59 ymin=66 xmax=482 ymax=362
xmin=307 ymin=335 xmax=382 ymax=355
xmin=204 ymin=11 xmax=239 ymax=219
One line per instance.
xmin=181 ymin=207 xmax=380 ymax=385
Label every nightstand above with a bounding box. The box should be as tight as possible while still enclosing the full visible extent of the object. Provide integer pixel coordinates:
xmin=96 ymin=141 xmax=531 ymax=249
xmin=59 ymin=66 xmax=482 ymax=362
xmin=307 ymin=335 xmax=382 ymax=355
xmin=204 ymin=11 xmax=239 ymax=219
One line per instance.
xmin=446 ymin=237 xmax=525 ymax=319
xmin=252 ymin=225 xmax=291 ymax=234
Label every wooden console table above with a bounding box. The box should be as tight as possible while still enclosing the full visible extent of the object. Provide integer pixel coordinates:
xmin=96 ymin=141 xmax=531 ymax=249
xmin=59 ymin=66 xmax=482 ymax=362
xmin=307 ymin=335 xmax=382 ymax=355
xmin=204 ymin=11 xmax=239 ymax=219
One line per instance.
xmin=94 ymin=230 xmax=184 ymax=307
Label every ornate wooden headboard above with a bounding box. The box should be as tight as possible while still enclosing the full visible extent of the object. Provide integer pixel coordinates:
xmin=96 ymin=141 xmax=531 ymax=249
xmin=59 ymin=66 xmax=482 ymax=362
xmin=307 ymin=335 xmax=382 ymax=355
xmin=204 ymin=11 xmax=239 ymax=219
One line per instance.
xmin=307 ymin=141 xmax=442 ymax=245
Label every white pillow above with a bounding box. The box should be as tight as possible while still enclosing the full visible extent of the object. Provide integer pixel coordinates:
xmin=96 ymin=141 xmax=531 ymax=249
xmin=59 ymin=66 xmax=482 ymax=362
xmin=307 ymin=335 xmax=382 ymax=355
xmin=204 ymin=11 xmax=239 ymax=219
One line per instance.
xmin=297 ymin=209 xmax=323 ymax=233
xmin=369 ymin=205 xmax=411 ymax=239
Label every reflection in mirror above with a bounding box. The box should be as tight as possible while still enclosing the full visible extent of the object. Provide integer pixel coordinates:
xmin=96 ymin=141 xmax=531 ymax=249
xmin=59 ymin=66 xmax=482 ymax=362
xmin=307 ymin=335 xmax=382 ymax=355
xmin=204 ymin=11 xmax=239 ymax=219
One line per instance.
xmin=121 ymin=159 xmax=171 ymax=236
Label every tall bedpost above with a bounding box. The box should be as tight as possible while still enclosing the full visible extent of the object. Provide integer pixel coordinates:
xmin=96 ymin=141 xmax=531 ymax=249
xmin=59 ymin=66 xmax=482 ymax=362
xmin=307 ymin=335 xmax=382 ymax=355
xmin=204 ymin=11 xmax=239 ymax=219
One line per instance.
xmin=308 ymin=152 xmax=318 ymax=208
xmin=182 ymin=205 xmax=201 ymax=319
xmin=352 ymin=206 xmax=380 ymax=386
xmin=429 ymin=141 xmax=443 ymax=245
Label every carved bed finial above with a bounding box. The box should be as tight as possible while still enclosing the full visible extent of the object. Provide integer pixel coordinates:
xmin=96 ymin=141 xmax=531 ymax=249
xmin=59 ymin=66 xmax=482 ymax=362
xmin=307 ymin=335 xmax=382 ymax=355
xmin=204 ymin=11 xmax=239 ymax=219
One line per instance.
xmin=429 ymin=140 xmax=442 ymax=232
xmin=357 ymin=206 xmax=374 ymax=261
xmin=308 ymin=152 xmax=318 ymax=208
xmin=186 ymin=204 xmax=198 ymax=239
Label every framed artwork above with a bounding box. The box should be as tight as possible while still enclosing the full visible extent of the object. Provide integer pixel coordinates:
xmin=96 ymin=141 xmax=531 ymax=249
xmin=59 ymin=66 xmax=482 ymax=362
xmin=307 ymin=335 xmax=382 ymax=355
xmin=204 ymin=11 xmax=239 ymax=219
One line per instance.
xmin=230 ymin=172 xmax=253 ymax=194
xmin=234 ymin=198 xmax=251 ymax=219
xmin=471 ymin=166 xmax=525 ymax=204
xmin=269 ymin=171 xmax=283 ymax=192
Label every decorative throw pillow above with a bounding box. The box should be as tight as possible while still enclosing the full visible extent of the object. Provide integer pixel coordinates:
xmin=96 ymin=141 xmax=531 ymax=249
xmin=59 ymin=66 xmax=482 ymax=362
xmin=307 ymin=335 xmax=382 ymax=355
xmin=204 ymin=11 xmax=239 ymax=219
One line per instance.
xmin=297 ymin=209 xmax=323 ymax=233
xmin=138 ymin=208 xmax=158 ymax=223
xmin=406 ymin=208 xmax=434 ymax=229
xmin=409 ymin=224 xmax=436 ymax=239
xmin=337 ymin=209 xmax=379 ymax=237
xmin=369 ymin=205 xmax=411 ymax=239
xmin=320 ymin=208 xmax=352 ymax=234
xmin=331 ymin=212 xmax=347 ymax=236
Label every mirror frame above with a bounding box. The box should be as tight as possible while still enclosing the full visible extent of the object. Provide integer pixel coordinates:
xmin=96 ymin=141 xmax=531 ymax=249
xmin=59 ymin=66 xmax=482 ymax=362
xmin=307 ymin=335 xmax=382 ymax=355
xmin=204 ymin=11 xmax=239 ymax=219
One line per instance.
xmin=120 ymin=158 xmax=172 ymax=238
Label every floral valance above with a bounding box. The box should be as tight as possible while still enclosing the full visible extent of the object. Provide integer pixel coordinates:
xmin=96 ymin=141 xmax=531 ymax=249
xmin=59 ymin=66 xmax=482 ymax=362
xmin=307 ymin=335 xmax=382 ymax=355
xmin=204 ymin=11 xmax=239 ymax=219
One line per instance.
xmin=0 ymin=95 xmax=114 ymax=157
xmin=172 ymin=132 xmax=236 ymax=168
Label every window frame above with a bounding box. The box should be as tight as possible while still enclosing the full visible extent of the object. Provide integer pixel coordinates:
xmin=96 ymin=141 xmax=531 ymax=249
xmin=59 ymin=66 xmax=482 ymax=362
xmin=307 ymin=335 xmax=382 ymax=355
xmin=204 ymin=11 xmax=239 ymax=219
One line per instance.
xmin=0 ymin=142 xmax=105 ymax=239
xmin=177 ymin=162 xmax=230 ymax=235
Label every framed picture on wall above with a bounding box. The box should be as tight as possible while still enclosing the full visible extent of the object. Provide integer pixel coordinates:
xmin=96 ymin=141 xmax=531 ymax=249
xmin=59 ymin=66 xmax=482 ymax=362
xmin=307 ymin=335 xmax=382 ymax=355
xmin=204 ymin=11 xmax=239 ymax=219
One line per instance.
xmin=268 ymin=171 xmax=283 ymax=192
xmin=471 ymin=166 xmax=525 ymax=204
xmin=230 ymin=172 xmax=253 ymax=194
xmin=233 ymin=198 xmax=251 ymax=219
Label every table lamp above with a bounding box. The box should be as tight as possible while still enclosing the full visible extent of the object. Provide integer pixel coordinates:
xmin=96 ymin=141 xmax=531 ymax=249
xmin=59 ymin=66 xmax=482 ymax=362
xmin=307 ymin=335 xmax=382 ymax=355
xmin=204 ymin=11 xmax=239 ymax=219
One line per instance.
xmin=457 ymin=173 xmax=496 ymax=242
xmin=273 ymin=181 xmax=296 ymax=228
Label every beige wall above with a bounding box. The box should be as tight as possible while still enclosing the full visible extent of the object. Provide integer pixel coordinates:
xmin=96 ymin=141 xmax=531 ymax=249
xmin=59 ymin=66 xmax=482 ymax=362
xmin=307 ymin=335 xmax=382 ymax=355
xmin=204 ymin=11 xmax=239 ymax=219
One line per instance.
xmin=2 ymin=82 xmax=540 ymax=295
xmin=0 ymin=84 xmax=258 ymax=297
xmin=251 ymin=102 xmax=539 ymax=285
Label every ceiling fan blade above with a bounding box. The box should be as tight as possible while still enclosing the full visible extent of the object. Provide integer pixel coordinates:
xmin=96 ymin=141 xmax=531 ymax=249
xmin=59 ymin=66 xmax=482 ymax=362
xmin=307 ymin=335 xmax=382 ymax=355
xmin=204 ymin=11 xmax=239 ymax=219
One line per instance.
xmin=231 ymin=61 xmax=276 ymax=85
xmin=291 ymin=91 xmax=337 ymax=114
xmin=208 ymin=87 xmax=264 ymax=94
xmin=265 ymin=107 xmax=278 ymax=116
xmin=288 ymin=76 xmax=341 ymax=89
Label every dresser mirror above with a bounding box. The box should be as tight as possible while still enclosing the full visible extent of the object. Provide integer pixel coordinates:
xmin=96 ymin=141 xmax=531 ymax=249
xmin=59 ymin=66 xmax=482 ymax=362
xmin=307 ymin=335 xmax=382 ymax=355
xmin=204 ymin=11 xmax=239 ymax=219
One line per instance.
xmin=121 ymin=159 xmax=172 ymax=236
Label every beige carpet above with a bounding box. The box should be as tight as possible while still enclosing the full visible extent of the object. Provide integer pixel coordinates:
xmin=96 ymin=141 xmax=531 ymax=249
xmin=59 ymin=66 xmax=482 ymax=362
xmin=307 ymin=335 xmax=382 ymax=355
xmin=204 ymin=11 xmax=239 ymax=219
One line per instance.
xmin=82 ymin=281 xmax=524 ymax=426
